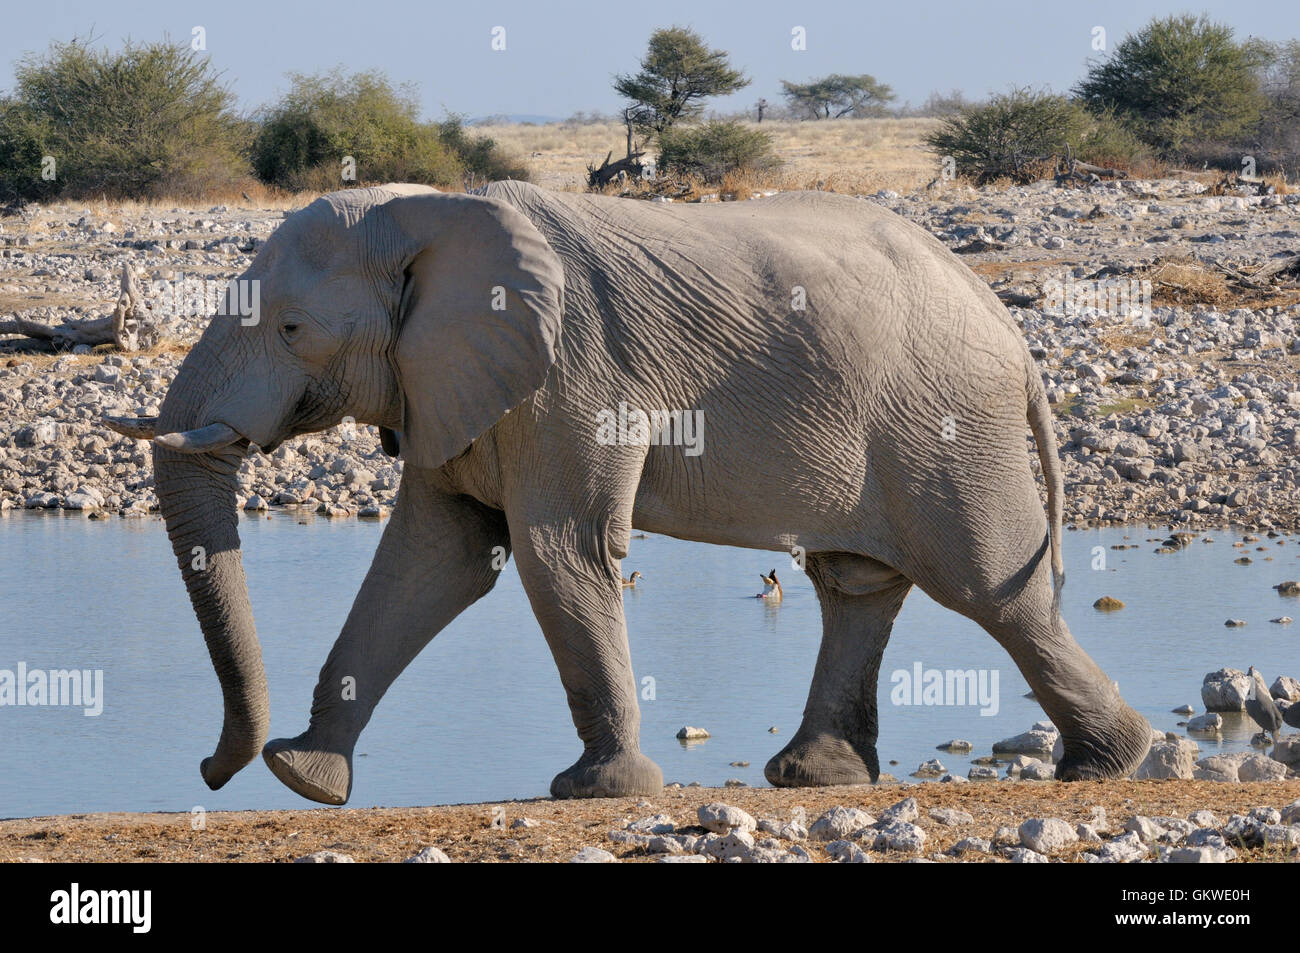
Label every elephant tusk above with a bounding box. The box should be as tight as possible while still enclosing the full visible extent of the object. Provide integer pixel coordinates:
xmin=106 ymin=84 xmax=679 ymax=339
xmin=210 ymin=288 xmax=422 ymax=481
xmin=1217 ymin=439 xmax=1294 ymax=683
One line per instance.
xmin=153 ymin=423 xmax=243 ymax=454
xmin=103 ymin=415 xmax=158 ymax=440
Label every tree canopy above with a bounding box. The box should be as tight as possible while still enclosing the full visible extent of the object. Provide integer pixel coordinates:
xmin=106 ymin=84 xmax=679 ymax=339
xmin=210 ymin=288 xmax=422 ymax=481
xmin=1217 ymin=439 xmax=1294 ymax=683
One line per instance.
xmin=781 ymin=73 xmax=895 ymax=119
xmin=1074 ymin=14 xmax=1270 ymax=156
xmin=614 ymin=27 xmax=749 ymax=136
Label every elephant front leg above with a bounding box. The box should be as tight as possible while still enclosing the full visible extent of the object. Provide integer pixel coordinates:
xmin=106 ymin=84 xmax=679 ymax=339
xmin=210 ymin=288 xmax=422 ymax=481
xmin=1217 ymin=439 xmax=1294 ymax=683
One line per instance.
xmin=263 ymin=468 xmax=509 ymax=804
xmin=511 ymin=518 xmax=662 ymax=799
xmin=767 ymin=554 xmax=912 ymax=787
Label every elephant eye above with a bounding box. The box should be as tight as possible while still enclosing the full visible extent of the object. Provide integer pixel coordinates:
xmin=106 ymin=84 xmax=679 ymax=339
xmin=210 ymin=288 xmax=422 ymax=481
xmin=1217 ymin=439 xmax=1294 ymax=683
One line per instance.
xmin=279 ymin=318 xmax=302 ymax=345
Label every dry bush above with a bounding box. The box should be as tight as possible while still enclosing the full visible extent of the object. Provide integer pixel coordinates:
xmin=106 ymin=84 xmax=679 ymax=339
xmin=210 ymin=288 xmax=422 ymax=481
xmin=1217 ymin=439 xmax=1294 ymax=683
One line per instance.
xmin=1144 ymin=259 xmax=1233 ymax=307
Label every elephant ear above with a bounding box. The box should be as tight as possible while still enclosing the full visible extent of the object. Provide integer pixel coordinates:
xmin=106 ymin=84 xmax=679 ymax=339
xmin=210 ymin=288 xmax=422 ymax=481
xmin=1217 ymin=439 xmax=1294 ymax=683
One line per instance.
xmin=380 ymin=192 xmax=564 ymax=470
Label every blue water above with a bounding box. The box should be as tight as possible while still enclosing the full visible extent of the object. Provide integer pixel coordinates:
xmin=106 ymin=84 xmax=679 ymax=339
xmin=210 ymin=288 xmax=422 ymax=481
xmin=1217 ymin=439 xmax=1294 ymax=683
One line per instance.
xmin=0 ymin=511 xmax=1295 ymax=817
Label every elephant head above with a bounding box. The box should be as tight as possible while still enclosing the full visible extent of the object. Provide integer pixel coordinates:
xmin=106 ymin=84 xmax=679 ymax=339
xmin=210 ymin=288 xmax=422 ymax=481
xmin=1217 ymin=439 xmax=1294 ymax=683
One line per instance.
xmin=110 ymin=185 xmax=564 ymax=789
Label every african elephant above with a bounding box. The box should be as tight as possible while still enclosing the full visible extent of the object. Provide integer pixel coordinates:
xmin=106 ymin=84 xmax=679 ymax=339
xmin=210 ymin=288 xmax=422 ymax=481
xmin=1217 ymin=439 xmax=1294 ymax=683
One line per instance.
xmin=106 ymin=180 xmax=1152 ymax=803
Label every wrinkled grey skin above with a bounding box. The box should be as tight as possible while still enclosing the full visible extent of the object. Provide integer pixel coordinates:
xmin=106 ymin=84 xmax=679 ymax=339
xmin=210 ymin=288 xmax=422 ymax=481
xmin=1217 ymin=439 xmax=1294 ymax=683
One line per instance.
xmin=144 ymin=181 xmax=1151 ymax=803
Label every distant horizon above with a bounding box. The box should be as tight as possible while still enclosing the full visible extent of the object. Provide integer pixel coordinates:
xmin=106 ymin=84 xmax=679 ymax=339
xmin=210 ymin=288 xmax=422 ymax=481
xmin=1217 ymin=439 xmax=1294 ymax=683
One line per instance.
xmin=1 ymin=0 xmax=1296 ymax=123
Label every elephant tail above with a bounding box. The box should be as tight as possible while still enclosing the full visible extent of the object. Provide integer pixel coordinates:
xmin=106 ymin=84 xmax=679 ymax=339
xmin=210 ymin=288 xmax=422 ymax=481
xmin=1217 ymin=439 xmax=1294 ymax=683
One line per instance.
xmin=1025 ymin=360 xmax=1065 ymax=610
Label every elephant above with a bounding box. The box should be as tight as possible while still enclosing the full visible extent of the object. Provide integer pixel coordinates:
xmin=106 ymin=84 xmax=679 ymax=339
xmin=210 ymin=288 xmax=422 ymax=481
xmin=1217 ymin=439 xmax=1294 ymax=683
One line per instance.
xmin=105 ymin=180 xmax=1152 ymax=804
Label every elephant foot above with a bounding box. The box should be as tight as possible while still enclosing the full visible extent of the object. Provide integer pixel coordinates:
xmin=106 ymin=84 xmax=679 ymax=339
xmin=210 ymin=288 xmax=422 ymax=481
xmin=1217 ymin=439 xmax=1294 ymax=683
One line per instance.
xmin=1055 ymin=703 xmax=1152 ymax=781
xmin=262 ymin=734 xmax=352 ymax=805
xmin=765 ymin=729 xmax=879 ymax=787
xmin=550 ymin=748 xmax=662 ymax=799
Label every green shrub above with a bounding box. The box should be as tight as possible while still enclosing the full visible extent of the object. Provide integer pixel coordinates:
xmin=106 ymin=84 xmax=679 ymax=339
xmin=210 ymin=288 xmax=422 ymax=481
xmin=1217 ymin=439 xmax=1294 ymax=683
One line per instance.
xmin=1076 ymin=109 xmax=1152 ymax=169
xmin=1074 ymin=14 xmax=1270 ymax=158
xmin=0 ymin=97 xmax=56 ymax=203
xmin=1254 ymin=39 xmax=1300 ymax=173
xmin=435 ymin=115 xmax=529 ymax=184
xmin=926 ymin=88 xmax=1088 ymax=184
xmin=250 ymin=70 xmax=527 ymax=191
xmin=0 ymin=37 xmax=247 ymax=201
xmin=657 ymin=119 xmax=780 ymax=182
xmin=251 ymin=69 xmax=462 ymax=191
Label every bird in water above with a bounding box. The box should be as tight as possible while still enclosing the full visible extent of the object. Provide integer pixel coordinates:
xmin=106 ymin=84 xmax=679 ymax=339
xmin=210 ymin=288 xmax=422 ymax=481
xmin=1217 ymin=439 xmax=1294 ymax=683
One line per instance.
xmin=621 ymin=571 xmax=642 ymax=589
xmin=756 ymin=569 xmax=782 ymax=602
xmin=1246 ymin=667 xmax=1286 ymax=744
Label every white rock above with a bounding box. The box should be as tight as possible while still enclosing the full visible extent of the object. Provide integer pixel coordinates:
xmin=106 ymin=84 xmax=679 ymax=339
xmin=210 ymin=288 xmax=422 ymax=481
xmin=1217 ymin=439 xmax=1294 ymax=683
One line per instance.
xmin=808 ymin=806 xmax=876 ymax=841
xmin=912 ymin=758 xmax=946 ymax=777
xmin=1238 ymin=752 xmax=1288 ymax=781
xmin=1085 ymin=832 xmax=1148 ymax=863
xmin=993 ymin=726 xmax=1058 ymax=756
xmin=627 ymin=813 xmax=675 ymax=834
xmin=701 ymin=829 xmax=754 ymax=861
xmin=1163 ymin=846 xmax=1236 ymax=863
xmin=570 ymin=846 xmax=617 ymax=863
xmin=871 ymin=820 xmax=926 ymax=853
xmin=295 ymin=850 xmax=354 ymax=863
xmin=1271 ymin=676 xmax=1300 ymax=701
xmin=880 ymin=797 xmax=919 ymax=823
xmin=403 ymin=846 xmax=451 ymax=863
xmin=1133 ymin=738 xmax=1198 ymax=779
xmin=1193 ymin=752 xmax=1247 ymax=782
xmin=697 ymin=802 xmax=756 ymax=834
xmin=1201 ymin=668 xmax=1250 ymax=711
xmin=1019 ymin=817 xmax=1078 ymax=854
xmin=1019 ymin=761 xmax=1057 ymax=781
xmin=1005 ymin=847 xmax=1048 ymax=862
xmin=825 ymin=839 xmax=873 ymax=863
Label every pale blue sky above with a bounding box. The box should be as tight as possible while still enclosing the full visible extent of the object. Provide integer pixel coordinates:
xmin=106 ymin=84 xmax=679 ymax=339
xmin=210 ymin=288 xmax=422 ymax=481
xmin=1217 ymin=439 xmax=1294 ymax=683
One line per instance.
xmin=3 ymin=0 xmax=1297 ymax=119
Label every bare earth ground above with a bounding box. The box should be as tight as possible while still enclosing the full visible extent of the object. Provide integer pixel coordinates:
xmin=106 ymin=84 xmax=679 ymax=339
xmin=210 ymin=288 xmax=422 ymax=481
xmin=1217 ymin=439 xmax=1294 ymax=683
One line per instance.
xmin=2 ymin=780 xmax=1297 ymax=863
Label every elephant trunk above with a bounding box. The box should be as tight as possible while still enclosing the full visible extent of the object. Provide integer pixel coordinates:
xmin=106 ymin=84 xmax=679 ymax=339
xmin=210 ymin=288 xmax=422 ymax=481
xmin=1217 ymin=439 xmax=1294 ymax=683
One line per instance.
xmin=154 ymin=349 xmax=268 ymax=790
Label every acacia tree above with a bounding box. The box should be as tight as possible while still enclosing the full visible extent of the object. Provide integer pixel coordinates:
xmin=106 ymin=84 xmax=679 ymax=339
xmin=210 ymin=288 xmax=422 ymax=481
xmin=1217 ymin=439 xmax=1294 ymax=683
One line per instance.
xmin=614 ymin=27 xmax=749 ymax=138
xmin=1074 ymin=14 xmax=1270 ymax=156
xmin=781 ymin=73 xmax=894 ymax=119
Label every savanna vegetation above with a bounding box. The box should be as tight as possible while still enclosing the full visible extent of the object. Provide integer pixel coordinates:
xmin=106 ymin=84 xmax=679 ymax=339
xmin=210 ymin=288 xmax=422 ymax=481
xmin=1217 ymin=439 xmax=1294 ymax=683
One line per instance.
xmin=0 ymin=37 xmax=525 ymax=203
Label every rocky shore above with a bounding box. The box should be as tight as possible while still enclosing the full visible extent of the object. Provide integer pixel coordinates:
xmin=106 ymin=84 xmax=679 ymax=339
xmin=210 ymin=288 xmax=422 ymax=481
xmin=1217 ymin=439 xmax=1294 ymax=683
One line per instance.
xmin=3 ymin=781 xmax=1296 ymax=862
xmin=2 ymin=174 xmax=1300 ymax=529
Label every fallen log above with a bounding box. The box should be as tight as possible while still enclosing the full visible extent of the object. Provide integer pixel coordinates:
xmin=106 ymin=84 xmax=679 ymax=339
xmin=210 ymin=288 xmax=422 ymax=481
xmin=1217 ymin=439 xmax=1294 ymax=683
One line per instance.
xmin=0 ymin=264 xmax=161 ymax=352
xmin=1248 ymin=252 xmax=1300 ymax=284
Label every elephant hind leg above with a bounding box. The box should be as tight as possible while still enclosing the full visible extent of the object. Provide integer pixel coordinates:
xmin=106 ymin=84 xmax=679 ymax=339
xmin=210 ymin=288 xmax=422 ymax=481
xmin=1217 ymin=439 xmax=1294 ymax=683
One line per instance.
xmin=912 ymin=533 xmax=1151 ymax=782
xmin=766 ymin=553 xmax=911 ymax=788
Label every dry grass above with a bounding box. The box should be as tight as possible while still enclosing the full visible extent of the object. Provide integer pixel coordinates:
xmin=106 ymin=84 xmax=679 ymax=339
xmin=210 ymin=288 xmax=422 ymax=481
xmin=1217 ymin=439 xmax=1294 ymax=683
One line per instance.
xmin=16 ymin=179 xmax=315 ymax=216
xmin=487 ymin=117 xmax=940 ymax=193
xmin=1 ymin=341 xmax=189 ymax=371
xmin=1144 ymin=258 xmax=1236 ymax=308
xmin=1094 ymin=328 xmax=1158 ymax=351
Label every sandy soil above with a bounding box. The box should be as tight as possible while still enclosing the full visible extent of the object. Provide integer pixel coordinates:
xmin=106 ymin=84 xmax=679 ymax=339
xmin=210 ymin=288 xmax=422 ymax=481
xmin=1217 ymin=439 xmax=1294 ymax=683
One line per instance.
xmin=3 ymin=780 xmax=1296 ymax=863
